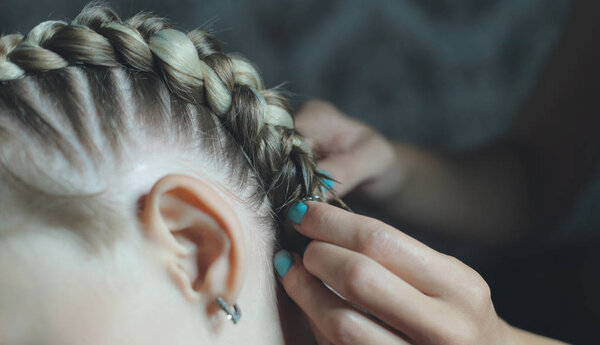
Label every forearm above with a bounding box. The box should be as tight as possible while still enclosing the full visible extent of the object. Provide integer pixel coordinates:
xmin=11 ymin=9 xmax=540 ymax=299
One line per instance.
xmin=369 ymin=142 xmax=530 ymax=244
xmin=369 ymin=0 xmax=600 ymax=243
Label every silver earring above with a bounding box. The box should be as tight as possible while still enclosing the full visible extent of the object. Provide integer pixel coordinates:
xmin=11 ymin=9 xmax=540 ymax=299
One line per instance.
xmin=216 ymin=297 xmax=242 ymax=324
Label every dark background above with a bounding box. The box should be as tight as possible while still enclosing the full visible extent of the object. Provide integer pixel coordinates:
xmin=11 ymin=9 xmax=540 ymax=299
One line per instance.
xmin=2 ymin=0 xmax=598 ymax=343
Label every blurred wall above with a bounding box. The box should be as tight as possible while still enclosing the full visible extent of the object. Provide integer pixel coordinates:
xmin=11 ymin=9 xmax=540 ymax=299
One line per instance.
xmin=6 ymin=0 xmax=598 ymax=238
xmin=0 ymin=0 xmax=568 ymax=148
xmin=4 ymin=1 xmax=599 ymax=342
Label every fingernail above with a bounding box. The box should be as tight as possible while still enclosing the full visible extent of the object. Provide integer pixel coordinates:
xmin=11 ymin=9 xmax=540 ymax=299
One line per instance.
xmin=318 ymin=170 xmax=335 ymax=190
xmin=274 ymin=250 xmax=294 ymax=278
xmin=288 ymin=201 xmax=308 ymax=225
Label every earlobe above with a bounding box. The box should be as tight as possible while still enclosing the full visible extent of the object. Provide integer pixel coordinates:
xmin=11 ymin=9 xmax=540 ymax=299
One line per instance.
xmin=139 ymin=174 xmax=245 ymax=315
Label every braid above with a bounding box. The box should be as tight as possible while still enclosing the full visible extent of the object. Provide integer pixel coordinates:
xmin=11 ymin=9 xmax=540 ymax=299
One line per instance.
xmin=0 ymin=4 xmax=330 ymax=248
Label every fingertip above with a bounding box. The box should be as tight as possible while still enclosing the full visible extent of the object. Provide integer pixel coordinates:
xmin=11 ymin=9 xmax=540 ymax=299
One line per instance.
xmin=316 ymin=162 xmax=348 ymax=197
xmin=274 ymin=250 xmax=294 ymax=278
xmin=288 ymin=201 xmax=308 ymax=225
xmin=290 ymin=200 xmax=326 ymax=235
xmin=317 ymin=169 xmax=336 ymax=192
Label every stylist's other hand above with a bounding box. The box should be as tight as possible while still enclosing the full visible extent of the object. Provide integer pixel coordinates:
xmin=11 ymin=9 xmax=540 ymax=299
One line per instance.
xmin=275 ymin=201 xmax=518 ymax=345
xmin=295 ymin=100 xmax=399 ymax=200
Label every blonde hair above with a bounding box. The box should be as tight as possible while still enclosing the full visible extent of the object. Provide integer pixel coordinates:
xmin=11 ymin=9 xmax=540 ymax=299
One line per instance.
xmin=0 ymin=3 xmax=327 ymax=250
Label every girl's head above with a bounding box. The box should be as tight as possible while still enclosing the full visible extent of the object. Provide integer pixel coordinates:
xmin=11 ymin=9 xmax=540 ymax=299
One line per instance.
xmin=0 ymin=4 xmax=326 ymax=344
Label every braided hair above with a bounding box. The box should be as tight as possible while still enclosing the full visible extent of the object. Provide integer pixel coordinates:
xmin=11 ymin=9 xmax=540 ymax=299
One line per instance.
xmin=0 ymin=3 xmax=328 ymax=251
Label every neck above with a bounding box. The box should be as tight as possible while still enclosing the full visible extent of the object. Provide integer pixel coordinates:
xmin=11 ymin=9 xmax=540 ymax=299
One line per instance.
xmin=216 ymin=268 xmax=315 ymax=345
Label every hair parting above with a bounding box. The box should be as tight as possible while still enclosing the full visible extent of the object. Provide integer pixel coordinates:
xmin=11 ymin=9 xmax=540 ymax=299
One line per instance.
xmin=0 ymin=2 xmax=332 ymax=251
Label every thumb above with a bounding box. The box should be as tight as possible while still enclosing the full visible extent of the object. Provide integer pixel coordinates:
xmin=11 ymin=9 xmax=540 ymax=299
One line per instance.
xmin=317 ymin=153 xmax=364 ymax=197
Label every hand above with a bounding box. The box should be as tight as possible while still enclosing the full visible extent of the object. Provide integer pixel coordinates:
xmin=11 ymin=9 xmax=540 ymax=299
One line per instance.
xmin=275 ymin=201 xmax=511 ymax=345
xmin=295 ymin=100 xmax=400 ymax=200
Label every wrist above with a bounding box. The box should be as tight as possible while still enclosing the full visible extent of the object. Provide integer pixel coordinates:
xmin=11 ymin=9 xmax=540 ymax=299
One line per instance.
xmin=498 ymin=319 xmax=520 ymax=345
xmin=501 ymin=320 xmax=569 ymax=345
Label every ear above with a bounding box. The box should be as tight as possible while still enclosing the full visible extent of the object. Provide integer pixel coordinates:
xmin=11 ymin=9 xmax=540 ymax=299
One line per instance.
xmin=138 ymin=174 xmax=245 ymax=317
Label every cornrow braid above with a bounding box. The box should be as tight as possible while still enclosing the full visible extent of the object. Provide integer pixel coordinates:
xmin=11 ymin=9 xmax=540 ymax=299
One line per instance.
xmin=0 ymin=3 xmax=330 ymax=251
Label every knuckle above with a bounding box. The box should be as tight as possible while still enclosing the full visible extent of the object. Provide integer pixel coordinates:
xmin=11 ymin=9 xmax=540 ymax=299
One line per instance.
xmin=326 ymin=311 xmax=362 ymax=344
xmin=466 ymin=272 xmax=492 ymax=310
xmin=303 ymin=241 xmax=324 ymax=269
xmin=441 ymin=253 xmax=464 ymax=269
xmin=443 ymin=255 xmax=472 ymax=279
xmin=342 ymin=260 xmax=372 ymax=298
xmin=356 ymin=219 xmax=391 ymax=256
xmin=444 ymin=254 xmax=492 ymax=311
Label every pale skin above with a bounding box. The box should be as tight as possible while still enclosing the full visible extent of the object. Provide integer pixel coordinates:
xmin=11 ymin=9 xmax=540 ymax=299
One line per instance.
xmin=294 ymin=0 xmax=600 ymax=244
xmin=1 ymin=2 xmax=596 ymax=342
xmin=295 ymin=100 xmax=529 ymax=244
xmin=278 ymin=201 xmax=567 ymax=344
xmin=279 ymin=99 xmax=575 ymax=345
xmin=0 ymin=171 xmax=314 ymax=345
xmin=278 ymin=2 xmax=600 ymax=341
xmin=0 ymin=138 xmax=569 ymax=345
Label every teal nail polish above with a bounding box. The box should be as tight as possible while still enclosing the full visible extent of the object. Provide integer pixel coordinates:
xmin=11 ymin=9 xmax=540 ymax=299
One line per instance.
xmin=318 ymin=170 xmax=335 ymax=190
xmin=274 ymin=250 xmax=294 ymax=278
xmin=288 ymin=201 xmax=308 ymax=225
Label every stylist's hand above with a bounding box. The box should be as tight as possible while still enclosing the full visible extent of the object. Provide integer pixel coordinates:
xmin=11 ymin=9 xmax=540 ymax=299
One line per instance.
xmin=274 ymin=201 xmax=511 ymax=345
xmin=295 ymin=100 xmax=400 ymax=200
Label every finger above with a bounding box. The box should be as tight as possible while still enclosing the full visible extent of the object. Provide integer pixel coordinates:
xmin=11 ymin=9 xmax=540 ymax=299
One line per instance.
xmin=295 ymin=100 xmax=360 ymax=148
xmin=307 ymin=318 xmax=334 ymax=345
xmin=304 ymin=241 xmax=439 ymax=340
xmin=318 ymin=133 xmax=394 ymax=197
xmin=295 ymin=100 xmax=394 ymax=197
xmin=317 ymin=148 xmax=374 ymax=197
xmin=295 ymin=100 xmax=369 ymax=161
xmin=277 ymin=252 xmax=409 ymax=345
xmin=291 ymin=201 xmax=460 ymax=296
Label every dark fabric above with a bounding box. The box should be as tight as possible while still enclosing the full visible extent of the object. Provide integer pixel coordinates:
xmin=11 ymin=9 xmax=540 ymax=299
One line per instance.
xmin=0 ymin=0 xmax=569 ymax=147
xmin=477 ymin=239 xmax=600 ymax=344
